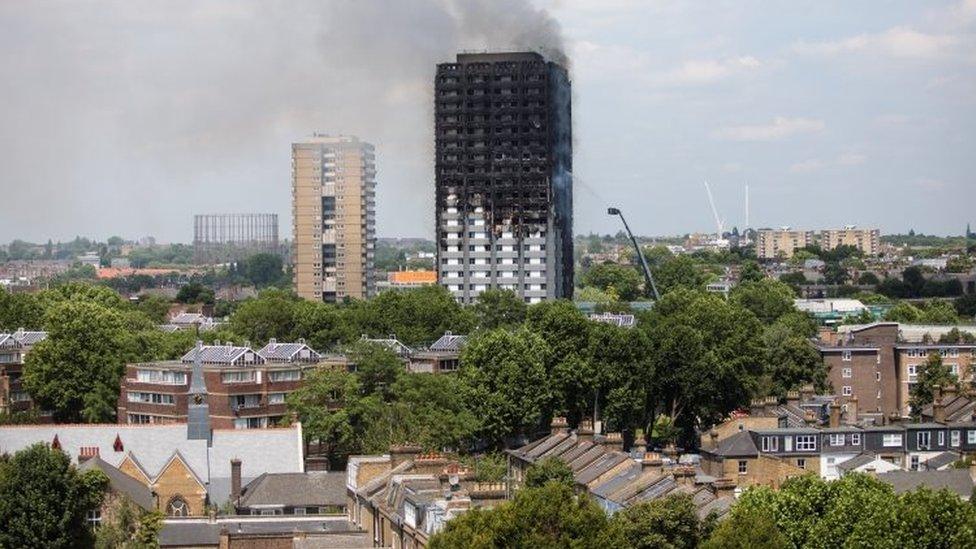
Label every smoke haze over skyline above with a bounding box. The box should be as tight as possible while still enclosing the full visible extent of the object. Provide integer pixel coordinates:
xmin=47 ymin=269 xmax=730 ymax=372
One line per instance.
xmin=1 ymin=0 xmax=973 ymax=243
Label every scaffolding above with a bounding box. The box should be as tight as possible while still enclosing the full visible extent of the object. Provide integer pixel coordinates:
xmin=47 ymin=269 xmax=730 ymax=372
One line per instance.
xmin=193 ymin=213 xmax=279 ymax=263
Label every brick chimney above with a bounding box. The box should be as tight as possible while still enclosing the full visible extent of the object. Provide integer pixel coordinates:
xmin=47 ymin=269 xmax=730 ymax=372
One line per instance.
xmin=231 ymin=459 xmax=242 ymax=504
xmin=577 ymin=419 xmax=594 ymax=442
xmin=786 ymin=390 xmax=800 ymax=407
xmin=707 ymin=430 xmax=719 ymax=450
xmin=602 ymin=432 xmax=624 ymax=453
xmin=632 ymin=432 xmax=647 ymax=456
xmin=846 ymin=396 xmax=858 ymax=425
xmin=549 ymin=416 xmax=568 ymax=436
xmin=78 ymin=447 xmax=99 ymax=463
xmin=390 ymin=444 xmax=422 ymax=468
xmin=944 ymin=384 xmax=958 ymax=401
xmin=712 ymin=477 xmax=736 ymax=498
xmin=829 ymin=403 xmax=841 ymax=428
xmin=641 ymin=453 xmax=663 ymax=474
xmin=934 ymin=396 xmax=946 ymax=424
xmin=800 ymin=384 xmax=815 ymax=403
xmin=749 ymin=398 xmax=764 ymax=416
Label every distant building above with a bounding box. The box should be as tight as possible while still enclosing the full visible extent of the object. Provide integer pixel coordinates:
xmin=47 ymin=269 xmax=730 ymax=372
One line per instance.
xmin=387 ymin=270 xmax=437 ymax=289
xmin=292 ymin=135 xmax=376 ymax=303
xmin=756 ymin=228 xmax=815 ymax=259
xmin=192 ymin=213 xmax=279 ymax=263
xmin=0 ymin=329 xmax=48 ymax=416
xmin=435 ymin=52 xmax=573 ymax=304
xmin=78 ymin=251 xmax=101 ymax=267
xmin=820 ymin=227 xmax=880 ymax=256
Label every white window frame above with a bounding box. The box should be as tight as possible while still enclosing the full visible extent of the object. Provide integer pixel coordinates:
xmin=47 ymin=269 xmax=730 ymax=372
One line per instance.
xmin=842 ymin=350 xmax=852 ymax=362
xmin=842 ymin=386 xmax=853 ymax=396
xmin=829 ymin=434 xmax=845 ymax=447
xmin=938 ymin=431 xmax=945 ymax=447
xmin=738 ymin=460 xmax=747 ymax=475
xmin=851 ymin=433 xmax=861 ymax=446
xmin=883 ymin=433 xmax=903 ymax=447
xmin=761 ymin=436 xmax=778 ymax=452
xmin=796 ymin=435 xmax=817 ymax=451
xmin=842 ymin=368 xmax=852 ymax=378
xmin=968 ymin=430 xmax=976 ymax=444
xmin=917 ymin=431 xmax=931 ymax=450
xmin=951 ymin=431 xmax=961 ymax=447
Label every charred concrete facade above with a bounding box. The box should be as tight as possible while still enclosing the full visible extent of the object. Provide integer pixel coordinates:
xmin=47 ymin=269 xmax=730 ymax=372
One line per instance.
xmin=435 ymin=52 xmax=573 ymax=304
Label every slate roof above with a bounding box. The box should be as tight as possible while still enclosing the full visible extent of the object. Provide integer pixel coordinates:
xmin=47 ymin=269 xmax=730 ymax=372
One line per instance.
xmin=922 ymin=394 xmax=975 ymax=423
xmin=0 ymin=423 xmax=304 ymax=505
xmin=835 ymin=453 xmax=878 ymax=473
xmin=180 ymin=344 xmax=265 ymax=366
xmin=257 ymin=340 xmax=322 ymax=363
xmin=238 ymin=472 xmax=346 ymax=508
xmin=79 ymin=456 xmax=155 ymax=511
xmin=362 ymin=336 xmax=414 ymax=357
xmin=12 ymin=330 xmax=47 ymax=346
xmin=708 ymin=431 xmax=758 ymax=458
xmin=160 ymin=517 xmax=368 ymax=548
xmin=923 ymin=451 xmax=961 ymax=471
xmin=427 ymin=332 xmax=468 ymax=352
xmin=0 ymin=334 xmax=20 ymax=349
xmin=878 ymin=469 xmax=974 ymax=499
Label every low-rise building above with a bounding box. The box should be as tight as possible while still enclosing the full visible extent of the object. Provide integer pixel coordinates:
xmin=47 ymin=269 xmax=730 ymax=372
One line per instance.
xmin=0 ymin=328 xmax=48 ymax=415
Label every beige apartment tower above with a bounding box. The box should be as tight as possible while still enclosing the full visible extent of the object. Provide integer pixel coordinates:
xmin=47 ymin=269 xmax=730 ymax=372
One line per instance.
xmin=820 ymin=227 xmax=880 ymax=256
xmin=292 ymin=135 xmax=376 ymax=302
xmin=755 ymin=228 xmax=815 ymax=259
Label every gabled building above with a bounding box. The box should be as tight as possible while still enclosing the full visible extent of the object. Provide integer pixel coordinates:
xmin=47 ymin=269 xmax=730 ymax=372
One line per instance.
xmin=408 ymin=332 xmax=467 ymax=374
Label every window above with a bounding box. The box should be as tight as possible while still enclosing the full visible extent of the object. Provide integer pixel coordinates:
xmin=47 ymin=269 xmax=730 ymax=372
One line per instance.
xmin=842 ymin=350 xmax=852 ymax=362
xmin=128 ymin=414 xmax=153 ymax=424
xmin=87 ymin=509 xmax=101 ymax=529
xmin=938 ymin=431 xmax=945 ymax=446
xmin=907 ymin=364 xmax=918 ymax=381
xmin=842 ymin=386 xmax=853 ymax=396
xmin=738 ymin=460 xmax=748 ymax=475
xmin=949 ymin=348 xmax=959 ymax=358
xmin=951 ymin=431 xmax=961 ymax=447
xmin=268 ymin=392 xmax=287 ymax=405
xmin=167 ymin=497 xmax=189 ymax=517
xmin=968 ymin=430 xmax=976 ymax=444
xmin=127 ymin=392 xmax=174 ymax=405
xmin=842 ymin=368 xmax=852 ymax=378
xmin=917 ymin=431 xmax=931 ymax=450
xmin=851 ymin=434 xmax=861 ymax=446
xmin=232 ymin=394 xmax=261 ymax=409
xmin=876 ymin=372 xmax=881 ymax=381
xmin=883 ymin=433 xmax=903 ymax=447
xmin=911 ymin=456 xmax=920 ymax=471
xmin=761 ymin=436 xmax=778 ymax=452
xmin=829 ymin=434 xmax=845 ymax=446
xmin=797 ymin=458 xmax=806 ymax=469
xmin=135 ymin=369 xmax=187 ymax=385
xmin=269 ymin=370 xmax=301 ymax=382
xmin=796 ymin=435 xmax=817 ymax=451
xmin=222 ymin=371 xmax=256 ymax=384
xmin=784 ymin=436 xmax=793 ymax=452
xmin=293 ymin=507 xmax=306 ymax=515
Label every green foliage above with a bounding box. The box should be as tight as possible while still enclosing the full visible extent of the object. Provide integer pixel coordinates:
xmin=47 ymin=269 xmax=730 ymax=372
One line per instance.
xmin=460 ymin=327 xmax=553 ymax=446
xmin=761 ymin=322 xmax=827 ymax=398
xmin=857 ymin=271 xmax=880 ymax=285
xmin=345 ymin=286 xmax=476 ymax=347
xmin=126 ymin=244 xmax=193 ymax=268
xmin=885 ymin=301 xmax=923 ymax=323
xmin=701 ymin=508 xmax=788 ymax=549
xmin=237 ymin=253 xmax=286 ymax=288
xmin=229 ymin=289 xmax=302 ymax=344
xmin=910 ymin=353 xmax=958 ymax=416
xmin=347 ymin=341 xmax=403 ymax=402
xmin=652 ymin=255 xmax=710 ymax=294
xmin=175 ymin=282 xmax=214 ymax=305
xmin=0 ymin=287 xmax=45 ymax=330
xmin=24 ymin=301 xmax=135 ymax=422
xmin=94 ymin=497 xmax=163 ymax=549
xmin=728 ymin=473 xmax=976 ymax=548
xmin=956 ymin=294 xmax=976 ymax=319
xmin=0 ymin=443 xmax=108 ymax=549
xmin=385 ymin=374 xmax=480 ymax=451
xmin=135 ymin=294 xmax=172 ymax=324
xmin=575 ymin=285 xmax=617 ymax=306
xmin=428 ymin=483 xmax=610 ymax=549
xmin=523 ymin=456 xmax=574 ymax=489
xmin=607 ymin=494 xmax=705 ymax=549
xmin=738 ymin=261 xmax=764 ymax=283
xmin=471 ymin=453 xmax=507 ymax=482
xmin=730 ymin=279 xmax=796 ymax=325
xmin=472 ymin=289 xmax=527 ymax=330
xmin=582 ymin=263 xmax=644 ymax=301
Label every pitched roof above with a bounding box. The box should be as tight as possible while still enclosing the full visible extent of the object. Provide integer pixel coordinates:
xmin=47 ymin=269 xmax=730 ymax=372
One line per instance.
xmin=238 ymin=472 xmax=346 ymax=508
xmin=835 ymin=453 xmax=878 ymax=473
xmin=708 ymin=431 xmax=758 ymax=458
xmin=12 ymin=330 xmax=47 ymax=346
xmin=180 ymin=344 xmax=265 ymax=365
xmin=0 ymin=334 xmax=20 ymax=349
xmin=428 ymin=332 xmax=468 ymax=352
xmin=923 ymin=451 xmax=962 ymax=471
xmin=877 ymin=469 xmax=974 ymax=499
xmin=257 ymin=340 xmax=322 ymax=363
xmin=79 ymin=456 xmax=155 ymax=511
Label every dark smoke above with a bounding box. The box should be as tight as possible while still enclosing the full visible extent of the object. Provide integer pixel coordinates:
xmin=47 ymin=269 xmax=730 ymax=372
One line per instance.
xmin=0 ymin=0 xmax=566 ymax=242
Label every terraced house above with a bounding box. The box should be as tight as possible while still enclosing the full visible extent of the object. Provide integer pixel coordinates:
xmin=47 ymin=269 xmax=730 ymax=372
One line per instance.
xmin=0 ymin=328 xmax=47 ymax=415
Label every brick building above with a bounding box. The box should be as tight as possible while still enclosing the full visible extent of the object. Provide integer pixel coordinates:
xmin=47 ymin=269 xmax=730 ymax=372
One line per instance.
xmin=0 ymin=329 xmax=48 ymax=415
xmin=118 ymin=341 xmax=327 ymax=429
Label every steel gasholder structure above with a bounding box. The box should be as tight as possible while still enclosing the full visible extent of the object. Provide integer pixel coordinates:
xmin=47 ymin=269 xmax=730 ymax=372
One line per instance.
xmin=193 ymin=213 xmax=279 ymax=262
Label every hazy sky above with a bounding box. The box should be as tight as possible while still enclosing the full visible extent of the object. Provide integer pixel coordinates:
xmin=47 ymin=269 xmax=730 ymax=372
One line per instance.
xmin=1 ymin=0 xmax=973 ymax=243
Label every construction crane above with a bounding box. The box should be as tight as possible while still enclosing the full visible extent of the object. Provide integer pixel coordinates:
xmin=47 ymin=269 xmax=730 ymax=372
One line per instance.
xmin=702 ymin=179 xmax=730 ymax=248
xmin=607 ymin=207 xmax=660 ymax=300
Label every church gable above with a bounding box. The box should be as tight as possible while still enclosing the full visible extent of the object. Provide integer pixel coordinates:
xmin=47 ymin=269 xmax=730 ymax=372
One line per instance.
xmin=152 ymin=452 xmax=208 ymax=516
xmin=117 ymin=453 xmax=151 ymax=486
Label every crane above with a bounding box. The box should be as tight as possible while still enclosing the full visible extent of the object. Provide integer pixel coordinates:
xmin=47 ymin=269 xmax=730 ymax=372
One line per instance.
xmin=607 ymin=207 xmax=660 ymax=300
xmin=703 ymin=178 xmax=724 ymax=236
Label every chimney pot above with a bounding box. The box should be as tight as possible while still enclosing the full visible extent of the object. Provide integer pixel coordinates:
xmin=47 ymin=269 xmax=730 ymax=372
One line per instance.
xmin=231 ymin=459 xmax=242 ymax=506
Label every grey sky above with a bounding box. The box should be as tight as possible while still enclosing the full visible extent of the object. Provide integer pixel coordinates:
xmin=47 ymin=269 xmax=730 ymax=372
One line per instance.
xmin=0 ymin=0 xmax=973 ymax=243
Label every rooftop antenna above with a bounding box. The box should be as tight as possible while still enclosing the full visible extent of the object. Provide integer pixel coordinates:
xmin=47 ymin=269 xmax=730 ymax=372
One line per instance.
xmin=703 ymin=179 xmax=724 ymax=235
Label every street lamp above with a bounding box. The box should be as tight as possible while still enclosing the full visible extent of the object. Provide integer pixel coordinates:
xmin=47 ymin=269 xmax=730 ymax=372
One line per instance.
xmin=607 ymin=207 xmax=660 ymax=300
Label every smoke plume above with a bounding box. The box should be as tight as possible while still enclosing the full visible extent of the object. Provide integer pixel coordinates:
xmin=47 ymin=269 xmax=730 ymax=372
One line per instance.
xmin=0 ymin=0 xmax=565 ymax=242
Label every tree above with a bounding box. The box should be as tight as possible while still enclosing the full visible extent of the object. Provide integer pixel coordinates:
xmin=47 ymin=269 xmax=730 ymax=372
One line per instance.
xmin=954 ymin=294 xmax=976 ymax=319
xmin=910 ymin=353 xmax=958 ymax=416
xmin=175 ymin=283 xmax=214 ymax=305
xmin=241 ymin=253 xmax=285 ymax=288
xmin=918 ymin=300 xmax=959 ymax=324
xmin=347 ymin=341 xmax=403 ymax=402
xmin=384 ymin=374 xmax=479 ymax=451
xmin=606 ymin=494 xmax=704 ymax=549
xmin=136 ymin=294 xmax=172 ymax=324
xmin=345 ymin=286 xmax=475 ymax=347
xmin=884 ymin=302 xmax=923 ymax=323
xmin=582 ymin=263 xmax=644 ymax=301
xmin=857 ymin=272 xmax=880 ymax=285
xmin=701 ymin=508 xmax=788 ymax=549
xmin=0 ymin=443 xmax=109 ymax=549
xmin=472 ymin=289 xmax=527 ymax=330
xmin=652 ymin=255 xmax=709 ymax=294
xmin=460 ymin=327 xmax=553 ymax=446
xmin=229 ymin=289 xmax=302 ymax=344
xmin=526 ymin=300 xmax=595 ymax=425
xmin=823 ymin=262 xmax=849 ymax=285
xmin=428 ymin=483 xmax=610 ymax=549
xmin=761 ymin=322 xmax=827 ymax=398
xmin=94 ymin=497 xmax=163 ymax=549
xmin=24 ymin=301 xmax=135 ymax=422
xmin=0 ymin=287 xmax=44 ymax=330
xmin=902 ymin=266 xmax=927 ymax=297
xmin=730 ymin=279 xmax=796 ymax=325
xmin=738 ymin=261 xmax=764 ymax=283
xmin=523 ymin=456 xmax=574 ymax=489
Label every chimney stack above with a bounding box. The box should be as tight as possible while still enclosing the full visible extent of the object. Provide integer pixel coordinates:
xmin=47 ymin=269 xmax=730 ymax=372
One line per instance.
xmin=707 ymin=430 xmax=719 ymax=450
xmin=390 ymin=444 xmax=423 ymax=468
xmin=846 ymin=396 xmax=858 ymax=425
xmin=934 ymin=396 xmax=946 ymax=424
xmin=231 ymin=459 xmax=242 ymax=505
xmin=577 ymin=419 xmax=594 ymax=442
xmin=603 ymin=432 xmax=624 ymax=453
xmin=829 ymin=403 xmax=841 ymax=429
xmin=800 ymin=384 xmax=815 ymax=403
xmin=641 ymin=453 xmax=663 ymax=474
xmin=549 ymin=416 xmax=568 ymax=436
xmin=632 ymin=431 xmax=647 ymax=456
xmin=944 ymin=384 xmax=958 ymax=400
xmin=786 ymin=390 xmax=800 ymax=407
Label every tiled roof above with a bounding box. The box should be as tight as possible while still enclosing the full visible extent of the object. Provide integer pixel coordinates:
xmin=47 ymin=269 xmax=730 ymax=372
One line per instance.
xmin=709 ymin=431 xmax=758 ymax=458
xmin=0 ymin=424 xmax=304 ymax=505
xmin=878 ymin=469 xmax=974 ymax=499
xmin=257 ymin=340 xmax=322 ymax=363
xmin=575 ymin=452 xmax=629 ymax=485
xmin=836 ymin=453 xmax=878 ymax=473
xmin=79 ymin=456 xmax=155 ymax=511
xmin=180 ymin=344 xmax=265 ymax=365
xmin=0 ymin=334 xmax=18 ymax=349
xmin=923 ymin=451 xmax=961 ymax=471
xmin=12 ymin=330 xmax=47 ymax=346
xmin=428 ymin=332 xmax=468 ymax=352
xmin=239 ymin=472 xmax=346 ymax=508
